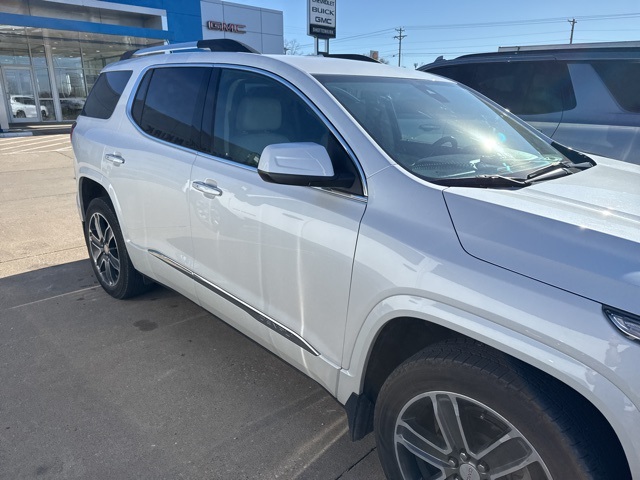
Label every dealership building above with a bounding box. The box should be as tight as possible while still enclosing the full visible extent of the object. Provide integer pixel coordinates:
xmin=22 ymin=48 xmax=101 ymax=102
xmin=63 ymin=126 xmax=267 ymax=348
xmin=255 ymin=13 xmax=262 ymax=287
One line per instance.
xmin=0 ymin=0 xmax=284 ymax=131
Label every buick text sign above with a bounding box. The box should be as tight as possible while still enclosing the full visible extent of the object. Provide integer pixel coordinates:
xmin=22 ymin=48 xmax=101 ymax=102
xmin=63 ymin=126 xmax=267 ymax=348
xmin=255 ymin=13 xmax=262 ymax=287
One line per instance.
xmin=308 ymin=0 xmax=336 ymax=39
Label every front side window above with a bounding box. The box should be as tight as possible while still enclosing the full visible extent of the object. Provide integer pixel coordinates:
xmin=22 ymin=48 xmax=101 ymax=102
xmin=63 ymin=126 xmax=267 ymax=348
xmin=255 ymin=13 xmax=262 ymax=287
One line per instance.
xmin=316 ymin=75 xmax=584 ymax=186
xmin=81 ymin=70 xmax=132 ymax=119
xmin=131 ymin=67 xmax=210 ymax=149
xmin=203 ymin=68 xmax=363 ymax=195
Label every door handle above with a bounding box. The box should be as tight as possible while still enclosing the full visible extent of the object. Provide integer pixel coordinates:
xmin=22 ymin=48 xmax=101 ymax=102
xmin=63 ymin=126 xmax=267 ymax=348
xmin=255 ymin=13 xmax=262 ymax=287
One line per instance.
xmin=104 ymin=153 xmax=125 ymax=165
xmin=192 ymin=180 xmax=223 ymax=197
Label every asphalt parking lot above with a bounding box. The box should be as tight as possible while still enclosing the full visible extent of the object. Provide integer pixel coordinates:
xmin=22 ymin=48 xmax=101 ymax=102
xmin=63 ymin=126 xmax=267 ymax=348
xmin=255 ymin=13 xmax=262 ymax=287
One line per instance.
xmin=0 ymin=134 xmax=385 ymax=479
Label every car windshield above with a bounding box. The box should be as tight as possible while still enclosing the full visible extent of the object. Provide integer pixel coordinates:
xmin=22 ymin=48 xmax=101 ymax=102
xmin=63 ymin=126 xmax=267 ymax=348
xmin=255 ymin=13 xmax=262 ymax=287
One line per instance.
xmin=315 ymin=74 xmax=581 ymax=186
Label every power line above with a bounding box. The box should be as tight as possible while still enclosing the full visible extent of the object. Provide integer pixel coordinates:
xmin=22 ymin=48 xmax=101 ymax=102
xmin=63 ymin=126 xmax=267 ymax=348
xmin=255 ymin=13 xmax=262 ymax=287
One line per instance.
xmin=298 ymin=28 xmax=395 ymax=48
xmin=405 ymin=12 xmax=640 ymax=30
xmin=293 ymin=11 xmax=640 ymax=60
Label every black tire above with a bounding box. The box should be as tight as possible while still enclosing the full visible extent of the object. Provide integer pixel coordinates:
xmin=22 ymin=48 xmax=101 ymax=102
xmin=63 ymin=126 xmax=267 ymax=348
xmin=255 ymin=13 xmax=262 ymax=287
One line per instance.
xmin=374 ymin=339 xmax=614 ymax=480
xmin=16 ymin=110 xmax=26 ymax=118
xmin=84 ymin=197 xmax=150 ymax=299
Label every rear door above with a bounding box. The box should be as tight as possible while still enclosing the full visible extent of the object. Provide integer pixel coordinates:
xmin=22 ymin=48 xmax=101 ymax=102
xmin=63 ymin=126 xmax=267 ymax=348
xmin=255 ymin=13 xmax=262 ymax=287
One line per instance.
xmin=188 ymin=67 xmax=367 ymax=369
xmin=105 ymin=66 xmax=210 ymax=298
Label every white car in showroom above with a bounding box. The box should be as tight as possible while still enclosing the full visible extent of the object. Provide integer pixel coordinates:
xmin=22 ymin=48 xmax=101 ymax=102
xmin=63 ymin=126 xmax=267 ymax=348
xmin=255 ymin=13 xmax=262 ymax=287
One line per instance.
xmin=10 ymin=94 xmax=48 ymax=119
xmin=71 ymin=40 xmax=639 ymax=480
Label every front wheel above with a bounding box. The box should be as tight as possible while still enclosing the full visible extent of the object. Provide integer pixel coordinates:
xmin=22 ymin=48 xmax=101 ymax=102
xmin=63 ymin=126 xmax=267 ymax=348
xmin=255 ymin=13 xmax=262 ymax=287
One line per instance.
xmin=374 ymin=340 xmax=609 ymax=480
xmin=84 ymin=198 xmax=150 ymax=299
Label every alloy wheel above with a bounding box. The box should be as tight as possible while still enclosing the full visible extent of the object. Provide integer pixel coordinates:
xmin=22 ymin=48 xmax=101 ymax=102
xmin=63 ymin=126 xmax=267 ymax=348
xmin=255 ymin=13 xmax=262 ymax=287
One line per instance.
xmin=88 ymin=212 xmax=121 ymax=287
xmin=394 ymin=391 xmax=552 ymax=480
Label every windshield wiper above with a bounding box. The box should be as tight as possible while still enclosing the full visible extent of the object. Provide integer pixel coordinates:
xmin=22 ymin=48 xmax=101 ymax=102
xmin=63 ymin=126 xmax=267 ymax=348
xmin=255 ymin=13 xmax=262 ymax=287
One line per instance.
xmin=430 ymin=174 xmax=530 ymax=188
xmin=429 ymin=156 xmax=594 ymax=188
xmin=525 ymin=159 xmax=592 ymax=181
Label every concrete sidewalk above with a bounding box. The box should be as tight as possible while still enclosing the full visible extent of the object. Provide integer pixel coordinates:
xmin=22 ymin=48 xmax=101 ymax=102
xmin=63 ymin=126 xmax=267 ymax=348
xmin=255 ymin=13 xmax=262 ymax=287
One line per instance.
xmin=0 ymin=134 xmax=85 ymax=278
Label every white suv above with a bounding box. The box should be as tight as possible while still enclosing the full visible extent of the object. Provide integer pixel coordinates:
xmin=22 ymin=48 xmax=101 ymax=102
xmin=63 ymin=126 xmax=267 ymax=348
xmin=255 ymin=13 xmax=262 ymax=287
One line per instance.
xmin=72 ymin=40 xmax=639 ymax=480
xmin=10 ymin=95 xmax=48 ymax=119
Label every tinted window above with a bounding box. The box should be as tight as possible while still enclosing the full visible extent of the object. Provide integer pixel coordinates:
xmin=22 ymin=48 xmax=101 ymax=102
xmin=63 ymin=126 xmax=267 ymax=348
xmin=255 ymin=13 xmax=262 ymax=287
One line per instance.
xmin=204 ymin=69 xmax=363 ymax=195
xmin=14 ymin=96 xmax=35 ymax=105
xmin=81 ymin=70 xmax=132 ymax=119
xmin=592 ymin=61 xmax=640 ymax=113
xmin=431 ymin=61 xmax=575 ymax=115
xmin=476 ymin=62 xmax=573 ymax=115
xmin=132 ymin=67 xmax=210 ymax=149
xmin=426 ymin=64 xmax=476 ymax=86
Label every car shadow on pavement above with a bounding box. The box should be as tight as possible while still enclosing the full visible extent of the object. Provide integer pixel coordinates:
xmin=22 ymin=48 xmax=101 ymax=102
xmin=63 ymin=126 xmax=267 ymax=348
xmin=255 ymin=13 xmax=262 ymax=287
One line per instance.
xmin=0 ymin=260 xmax=384 ymax=479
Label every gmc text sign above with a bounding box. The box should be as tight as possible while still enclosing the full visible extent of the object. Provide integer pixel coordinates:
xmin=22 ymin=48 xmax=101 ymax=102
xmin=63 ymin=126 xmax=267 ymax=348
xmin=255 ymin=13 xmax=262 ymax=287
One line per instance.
xmin=206 ymin=21 xmax=246 ymax=34
xmin=308 ymin=0 xmax=336 ymax=39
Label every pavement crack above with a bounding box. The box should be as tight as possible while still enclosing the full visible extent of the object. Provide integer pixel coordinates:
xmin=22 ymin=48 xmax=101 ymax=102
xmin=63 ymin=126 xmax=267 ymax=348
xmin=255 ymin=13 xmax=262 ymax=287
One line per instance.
xmin=334 ymin=446 xmax=377 ymax=479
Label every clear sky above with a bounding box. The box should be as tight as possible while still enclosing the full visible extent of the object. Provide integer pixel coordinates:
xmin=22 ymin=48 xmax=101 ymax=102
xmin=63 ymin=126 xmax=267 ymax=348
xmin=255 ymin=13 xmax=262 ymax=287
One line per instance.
xmin=229 ymin=0 xmax=640 ymax=67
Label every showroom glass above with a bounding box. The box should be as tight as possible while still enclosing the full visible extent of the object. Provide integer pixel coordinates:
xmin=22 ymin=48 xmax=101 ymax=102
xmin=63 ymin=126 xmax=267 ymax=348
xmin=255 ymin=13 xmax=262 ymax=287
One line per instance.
xmin=316 ymin=75 xmax=570 ymax=181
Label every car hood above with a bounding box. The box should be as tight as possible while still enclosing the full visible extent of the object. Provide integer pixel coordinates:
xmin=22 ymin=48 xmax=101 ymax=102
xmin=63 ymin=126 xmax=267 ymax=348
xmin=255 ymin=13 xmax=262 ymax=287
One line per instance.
xmin=443 ymin=156 xmax=640 ymax=314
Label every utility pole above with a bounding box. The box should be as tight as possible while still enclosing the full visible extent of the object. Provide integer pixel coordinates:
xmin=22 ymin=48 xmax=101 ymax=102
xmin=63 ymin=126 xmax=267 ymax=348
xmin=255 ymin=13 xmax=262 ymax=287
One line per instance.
xmin=568 ymin=18 xmax=577 ymax=44
xmin=394 ymin=27 xmax=406 ymax=67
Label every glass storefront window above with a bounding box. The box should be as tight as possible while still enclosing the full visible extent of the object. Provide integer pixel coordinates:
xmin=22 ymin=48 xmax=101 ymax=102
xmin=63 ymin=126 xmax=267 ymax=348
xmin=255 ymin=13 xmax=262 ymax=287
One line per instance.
xmin=35 ymin=68 xmax=54 ymax=121
xmin=0 ymin=27 xmax=30 ymax=65
xmin=56 ymin=68 xmax=87 ymax=120
xmin=0 ymin=26 xmax=162 ymax=123
xmin=84 ymin=69 xmax=102 ymax=93
xmin=3 ymin=68 xmax=38 ymax=120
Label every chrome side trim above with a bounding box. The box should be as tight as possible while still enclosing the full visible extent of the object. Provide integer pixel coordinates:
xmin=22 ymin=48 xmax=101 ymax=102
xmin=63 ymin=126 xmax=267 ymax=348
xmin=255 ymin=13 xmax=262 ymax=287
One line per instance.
xmin=148 ymin=249 xmax=320 ymax=356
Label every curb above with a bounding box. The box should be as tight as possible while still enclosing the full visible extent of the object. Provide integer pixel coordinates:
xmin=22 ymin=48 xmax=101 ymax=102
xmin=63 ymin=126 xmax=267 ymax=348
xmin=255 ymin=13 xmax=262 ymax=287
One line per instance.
xmin=0 ymin=126 xmax=71 ymax=138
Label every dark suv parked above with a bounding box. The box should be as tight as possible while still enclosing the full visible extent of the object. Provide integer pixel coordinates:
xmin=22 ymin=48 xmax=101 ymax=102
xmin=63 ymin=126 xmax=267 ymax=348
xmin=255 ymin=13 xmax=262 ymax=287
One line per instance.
xmin=419 ymin=41 xmax=640 ymax=164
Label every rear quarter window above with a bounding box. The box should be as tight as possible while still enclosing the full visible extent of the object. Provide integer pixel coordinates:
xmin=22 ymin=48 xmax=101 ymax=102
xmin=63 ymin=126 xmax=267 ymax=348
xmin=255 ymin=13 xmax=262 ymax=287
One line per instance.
xmin=81 ymin=70 xmax=132 ymax=119
xmin=131 ymin=67 xmax=211 ymax=149
xmin=591 ymin=61 xmax=640 ymax=113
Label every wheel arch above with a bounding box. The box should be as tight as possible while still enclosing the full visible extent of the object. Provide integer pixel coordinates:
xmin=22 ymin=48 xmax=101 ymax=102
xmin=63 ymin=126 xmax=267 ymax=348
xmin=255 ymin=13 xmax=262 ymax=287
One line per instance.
xmin=340 ymin=301 xmax=633 ymax=475
xmin=78 ymin=175 xmax=115 ymax=222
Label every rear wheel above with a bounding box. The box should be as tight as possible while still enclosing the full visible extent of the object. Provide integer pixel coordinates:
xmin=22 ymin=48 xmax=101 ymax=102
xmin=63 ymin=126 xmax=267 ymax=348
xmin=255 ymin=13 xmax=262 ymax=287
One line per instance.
xmin=84 ymin=198 xmax=150 ymax=299
xmin=374 ymin=340 xmax=608 ymax=480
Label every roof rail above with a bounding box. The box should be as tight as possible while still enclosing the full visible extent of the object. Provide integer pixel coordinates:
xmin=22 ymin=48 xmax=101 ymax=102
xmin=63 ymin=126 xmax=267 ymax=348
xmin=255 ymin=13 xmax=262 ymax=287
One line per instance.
xmin=318 ymin=52 xmax=381 ymax=63
xmin=498 ymin=40 xmax=640 ymax=53
xmin=120 ymin=39 xmax=259 ymax=61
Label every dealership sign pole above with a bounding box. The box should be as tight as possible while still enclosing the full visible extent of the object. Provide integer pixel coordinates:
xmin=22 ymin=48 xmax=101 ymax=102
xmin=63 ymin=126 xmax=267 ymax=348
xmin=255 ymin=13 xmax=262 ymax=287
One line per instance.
xmin=308 ymin=0 xmax=336 ymax=55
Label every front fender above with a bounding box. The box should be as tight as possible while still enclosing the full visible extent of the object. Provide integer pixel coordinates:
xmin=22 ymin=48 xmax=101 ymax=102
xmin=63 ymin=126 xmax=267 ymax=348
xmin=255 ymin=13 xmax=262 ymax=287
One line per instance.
xmin=337 ymin=293 xmax=640 ymax=473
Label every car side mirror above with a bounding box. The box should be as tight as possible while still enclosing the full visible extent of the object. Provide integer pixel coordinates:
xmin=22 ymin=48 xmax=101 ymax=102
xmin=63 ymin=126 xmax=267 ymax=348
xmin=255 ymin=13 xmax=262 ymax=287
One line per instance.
xmin=257 ymin=142 xmax=354 ymax=188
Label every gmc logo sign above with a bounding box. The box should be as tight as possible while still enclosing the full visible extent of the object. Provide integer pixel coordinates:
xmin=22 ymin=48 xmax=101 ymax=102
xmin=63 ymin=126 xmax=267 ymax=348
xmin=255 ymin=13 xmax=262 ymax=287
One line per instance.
xmin=206 ymin=21 xmax=246 ymax=34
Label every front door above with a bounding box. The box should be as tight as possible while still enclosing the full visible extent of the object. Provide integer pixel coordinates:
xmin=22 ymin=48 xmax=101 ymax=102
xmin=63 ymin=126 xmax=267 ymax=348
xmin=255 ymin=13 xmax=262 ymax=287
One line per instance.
xmin=2 ymin=67 xmax=43 ymax=123
xmin=189 ymin=67 xmax=367 ymax=369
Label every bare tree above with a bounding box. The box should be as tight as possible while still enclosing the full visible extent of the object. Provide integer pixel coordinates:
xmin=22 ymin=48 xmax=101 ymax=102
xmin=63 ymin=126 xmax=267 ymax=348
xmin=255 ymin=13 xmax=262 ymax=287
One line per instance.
xmin=284 ymin=39 xmax=302 ymax=55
